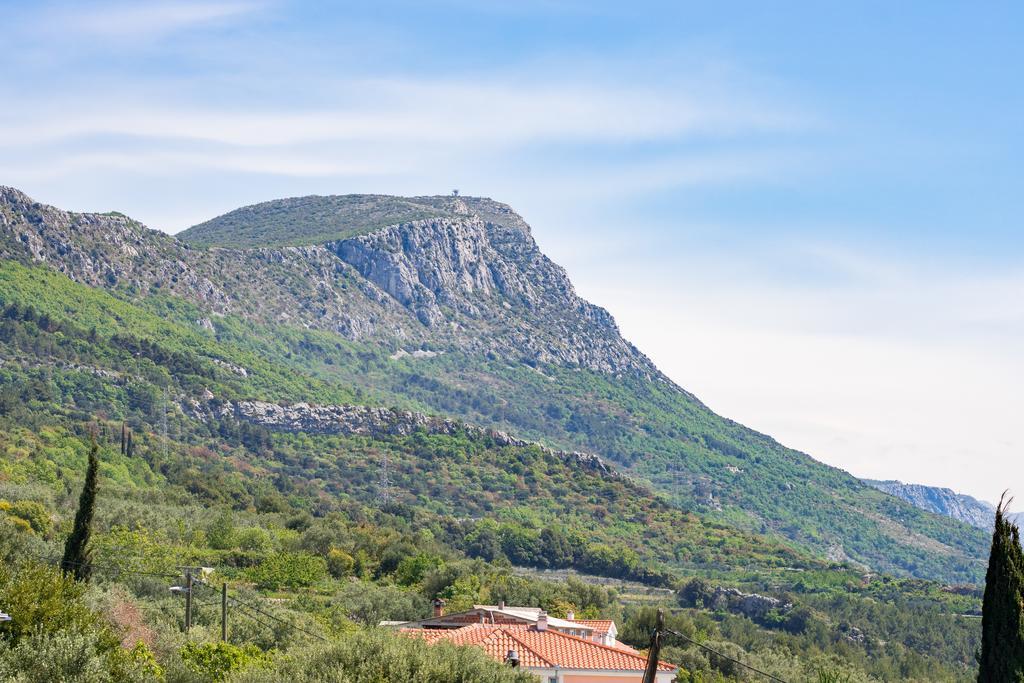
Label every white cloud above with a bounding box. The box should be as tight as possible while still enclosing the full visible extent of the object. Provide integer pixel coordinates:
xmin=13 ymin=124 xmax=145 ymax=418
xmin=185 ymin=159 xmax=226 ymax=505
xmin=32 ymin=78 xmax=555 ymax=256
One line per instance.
xmin=44 ymin=1 xmax=264 ymax=39
xmin=0 ymin=76 xmax=805 ymax=149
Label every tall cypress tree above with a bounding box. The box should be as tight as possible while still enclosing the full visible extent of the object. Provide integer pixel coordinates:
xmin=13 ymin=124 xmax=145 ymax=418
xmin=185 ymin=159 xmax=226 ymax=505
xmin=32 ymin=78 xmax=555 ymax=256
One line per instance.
xmin=978 ymin=493 xmax=1024 ymax=682
xmin=61 ymin=437 xmax=99 ymax=582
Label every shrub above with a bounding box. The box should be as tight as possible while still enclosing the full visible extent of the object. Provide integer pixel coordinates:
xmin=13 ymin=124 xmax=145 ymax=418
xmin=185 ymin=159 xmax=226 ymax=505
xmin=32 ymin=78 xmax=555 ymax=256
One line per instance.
xmin=326 ymin=549 xmax=354 ymax=579
xmin=207 ymin=511 xmax=236 ymax=550
xmin=328 ymin=582 xmax=427 ymax=627
xmin=0 ymin=562 xmax=104 ymax=644
xmin=180 ymin=641 xmax=271 ymax=682
xmin=246 ymin=552 xmax=326 ymax=590
xmin=229 ymin=629 xmax=537 ymax=683
xmin=0 ymin=500 xmax=51 ymax=535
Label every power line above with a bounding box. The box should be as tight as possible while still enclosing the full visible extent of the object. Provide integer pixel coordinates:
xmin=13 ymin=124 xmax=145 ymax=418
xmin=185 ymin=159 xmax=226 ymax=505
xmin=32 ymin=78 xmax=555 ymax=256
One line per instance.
xmin=26 ymin=552 xmax=180 ymax=579
xmin=664 ymin=628 xmax=788 ymax=683
xmin=230 ymin=598 xmax=327 ymax=643
xmin=194 ymin=580 xmax=328 ymax=643
xmin=28 ymin=551 xmax=327 ymax=645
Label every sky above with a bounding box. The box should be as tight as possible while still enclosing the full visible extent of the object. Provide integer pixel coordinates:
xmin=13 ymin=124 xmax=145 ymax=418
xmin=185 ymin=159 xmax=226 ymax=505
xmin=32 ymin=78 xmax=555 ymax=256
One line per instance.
xmin=1 ymin=1 xmax=1021 ymax=502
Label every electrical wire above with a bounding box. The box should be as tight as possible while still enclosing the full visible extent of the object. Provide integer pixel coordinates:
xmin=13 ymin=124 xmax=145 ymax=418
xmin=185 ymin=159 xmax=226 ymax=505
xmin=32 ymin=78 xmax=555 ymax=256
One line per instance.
xmin=664 ymin=628 xmax=788 ymax=683
xmin=229 ymin=597 xmax=328 ymax=642
xmin=28 ymin=551 xmax=326 ymax=644
xmin=194 ymin=579 xmax=328 ymax=642
xmin=26 ymin=552 xmax=180 ymax=579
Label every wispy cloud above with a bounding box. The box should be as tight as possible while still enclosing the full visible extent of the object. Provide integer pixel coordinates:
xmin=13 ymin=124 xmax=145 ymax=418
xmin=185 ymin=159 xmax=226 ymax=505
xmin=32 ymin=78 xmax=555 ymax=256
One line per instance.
xmin=44 ymin=1 xmax=264 ymax=39
xmin=0 ymin=78 xmax=806 ymax=149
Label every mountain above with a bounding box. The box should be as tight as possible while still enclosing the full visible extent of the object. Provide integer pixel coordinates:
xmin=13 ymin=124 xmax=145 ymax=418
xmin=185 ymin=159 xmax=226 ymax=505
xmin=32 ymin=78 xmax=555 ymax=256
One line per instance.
xmin=0 ymin=185 xmax=990 ymax=583
xmin=866 ymin=480 xmax=1017 ymax=531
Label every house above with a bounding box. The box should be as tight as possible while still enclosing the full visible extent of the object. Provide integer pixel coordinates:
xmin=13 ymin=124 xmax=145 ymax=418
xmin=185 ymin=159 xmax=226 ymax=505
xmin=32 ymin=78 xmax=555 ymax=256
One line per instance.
xmin=385 ymin=601 xmax=678 ymax=683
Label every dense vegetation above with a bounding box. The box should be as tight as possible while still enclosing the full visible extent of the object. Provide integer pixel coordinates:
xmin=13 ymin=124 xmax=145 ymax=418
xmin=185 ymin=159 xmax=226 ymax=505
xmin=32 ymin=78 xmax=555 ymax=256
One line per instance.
xmin=0 ymin=259 xmax=991 ymax=681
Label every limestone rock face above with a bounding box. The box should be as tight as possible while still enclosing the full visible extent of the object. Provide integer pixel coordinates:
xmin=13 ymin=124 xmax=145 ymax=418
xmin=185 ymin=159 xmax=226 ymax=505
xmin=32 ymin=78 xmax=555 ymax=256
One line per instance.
xmin=225 ymin=399 xmax=615 ymax=476
xmin=708 ymin=587 xmax=792 ymax=619
xmin=0 ymin=187 xmax=658 ymax=377
xmin=865 ymin=480 xmax=1012 ymax=530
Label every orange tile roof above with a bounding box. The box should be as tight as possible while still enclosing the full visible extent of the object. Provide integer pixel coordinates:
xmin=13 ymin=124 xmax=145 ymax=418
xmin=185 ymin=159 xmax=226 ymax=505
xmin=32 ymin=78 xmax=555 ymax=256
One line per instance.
xmin=611 ymin=641 xmax=642 ymax=655
xmin=400 ymin=624 xmax=675 ymax=672
xmin=572 ymin=619 xmax=614 ymax=634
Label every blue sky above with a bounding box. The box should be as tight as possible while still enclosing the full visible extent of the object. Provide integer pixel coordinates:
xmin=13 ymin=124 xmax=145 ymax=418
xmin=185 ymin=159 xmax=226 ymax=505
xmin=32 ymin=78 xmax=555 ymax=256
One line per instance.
xmin=2 ymin=1 xmax=1021 ymax=501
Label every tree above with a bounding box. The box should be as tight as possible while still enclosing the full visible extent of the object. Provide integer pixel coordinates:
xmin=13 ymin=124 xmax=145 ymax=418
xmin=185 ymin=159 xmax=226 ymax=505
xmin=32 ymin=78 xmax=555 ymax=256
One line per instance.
xmin=978 ymin=493 xmax=1024 ymax=682
xmin=61 ymin=438 xmax=100 ymax=582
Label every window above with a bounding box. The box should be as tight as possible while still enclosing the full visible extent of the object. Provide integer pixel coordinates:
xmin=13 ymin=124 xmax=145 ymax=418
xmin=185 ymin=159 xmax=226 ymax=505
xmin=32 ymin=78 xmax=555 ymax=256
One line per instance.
xmin=548 ymin=677 xmax=557 ymax=683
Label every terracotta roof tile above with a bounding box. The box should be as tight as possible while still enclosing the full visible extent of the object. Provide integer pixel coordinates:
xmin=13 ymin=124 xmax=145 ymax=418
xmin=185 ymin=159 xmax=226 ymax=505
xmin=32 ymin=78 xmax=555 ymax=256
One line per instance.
xmin=572 ymin=619 xmax=614 ymax=633
xmin=401 ymin=624 xmax=675 ymax=672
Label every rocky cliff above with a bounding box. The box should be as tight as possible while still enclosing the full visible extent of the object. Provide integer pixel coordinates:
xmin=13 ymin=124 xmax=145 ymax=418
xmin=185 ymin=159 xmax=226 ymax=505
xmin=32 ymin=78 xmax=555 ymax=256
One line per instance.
xmin=0 ymin=186 xmax=654 ymax=376
xmin=191 ymin=398 xmax=615 ymax=476
xmin=865 ymin=479 xmax=1006 ymax=530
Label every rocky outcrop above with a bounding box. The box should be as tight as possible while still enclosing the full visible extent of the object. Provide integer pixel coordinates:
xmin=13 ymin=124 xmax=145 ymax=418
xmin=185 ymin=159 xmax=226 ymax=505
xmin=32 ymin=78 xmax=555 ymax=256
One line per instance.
xmin=0 ymin=186 xmax=657 ymax=377
xmin=708 ymin=587 xmax=792 ymax=619
xmin=330 ymin=210 xmax=648 ymax=374
xmin=865 ymin=480 xmax=1011 ymax=530
xmin=215 ymin=399 xmax=616 ymax=476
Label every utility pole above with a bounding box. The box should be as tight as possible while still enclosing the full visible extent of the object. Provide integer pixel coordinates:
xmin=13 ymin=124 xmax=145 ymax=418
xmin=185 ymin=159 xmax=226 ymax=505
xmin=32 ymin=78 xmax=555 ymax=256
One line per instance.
xmin=184 ymin=568 xmax=193 ymax=633
xmin=221 ymin=582 xmax=228 ymax=641
xmin=641 ymin=608 xmax=664 ymax=683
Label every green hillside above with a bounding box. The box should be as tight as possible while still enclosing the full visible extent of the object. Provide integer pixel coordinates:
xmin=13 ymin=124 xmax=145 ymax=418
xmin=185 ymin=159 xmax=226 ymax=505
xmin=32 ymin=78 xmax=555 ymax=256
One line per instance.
xmin=0 ymin=262 xmax=985 ymax=680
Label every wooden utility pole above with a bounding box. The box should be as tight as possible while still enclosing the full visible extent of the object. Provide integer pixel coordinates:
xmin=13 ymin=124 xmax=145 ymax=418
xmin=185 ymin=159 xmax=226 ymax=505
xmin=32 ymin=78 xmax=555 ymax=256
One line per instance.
xmin=184 ymin=569 xmax=193 ymax=633
xmin=641 ymin=608 xmax=665 ymax=683
xmin=221 ymin=582 xmax=228 ymax=641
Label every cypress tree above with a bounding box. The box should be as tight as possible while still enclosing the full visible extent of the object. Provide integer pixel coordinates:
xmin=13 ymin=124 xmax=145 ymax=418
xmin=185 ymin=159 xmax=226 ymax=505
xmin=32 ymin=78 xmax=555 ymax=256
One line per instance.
xmin=61 ymin=437 xmax=100 ymax=582
xmin=978 ymin=493 xmax=1024 ymax=682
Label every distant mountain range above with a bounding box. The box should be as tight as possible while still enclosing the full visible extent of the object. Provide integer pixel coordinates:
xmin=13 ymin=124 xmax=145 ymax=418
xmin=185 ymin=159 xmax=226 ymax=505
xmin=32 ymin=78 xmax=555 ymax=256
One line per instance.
xmin=866 ymin=479 xmax=1020 ymax=531
xmin=0 ymin=185 xmax=991 ymax=582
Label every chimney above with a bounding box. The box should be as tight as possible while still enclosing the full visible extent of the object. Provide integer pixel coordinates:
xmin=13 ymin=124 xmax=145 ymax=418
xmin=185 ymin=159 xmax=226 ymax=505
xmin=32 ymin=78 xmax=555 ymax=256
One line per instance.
xmin=566 ymin=610 xmax=575 ymax=621
xmin=498 ymin=600 xmax=505 ymax=610
xmin=536 ymin=610 xmax=548 ymax=631
xmin=432 ymin=598 xmax=446 ymax=618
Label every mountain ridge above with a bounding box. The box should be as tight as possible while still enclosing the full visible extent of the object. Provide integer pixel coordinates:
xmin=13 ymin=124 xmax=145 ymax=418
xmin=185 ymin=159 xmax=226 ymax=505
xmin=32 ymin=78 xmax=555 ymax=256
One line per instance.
xmin=0 ymin=186 xmax=654 ymax=377
xmin=866 ymin=479 xmax=1016 ymax=530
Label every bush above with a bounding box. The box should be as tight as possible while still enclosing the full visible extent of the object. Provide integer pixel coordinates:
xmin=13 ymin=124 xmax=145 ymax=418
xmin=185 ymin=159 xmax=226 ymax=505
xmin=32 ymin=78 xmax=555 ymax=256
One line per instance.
xmin=0 ymin=564 xmax=162 ymax=682
xmin=328 ymin=582 xmax=427 ymax=627
xmin=246 ymin=552 xmax=326 ymax=590
xmin=326 ymin=549 xmax=354 ymax=579
xmin=235 ymin=528 xmax=272 ymax=553
xmin=207 ymin=512 xmax=236 ymax=550
xmin=0 ymin=500 xmax=51 ymax=535
xmin=180 ymin=640 xmax=271 ymax=681
xmin=0 ymin=562 xmax=104 ymax=645
xmin=229 ymin=629 xmax=537 ymax=683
